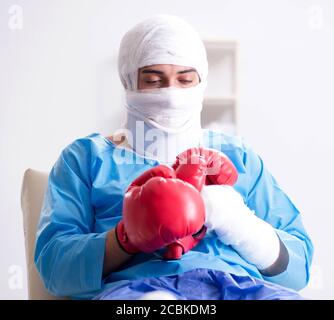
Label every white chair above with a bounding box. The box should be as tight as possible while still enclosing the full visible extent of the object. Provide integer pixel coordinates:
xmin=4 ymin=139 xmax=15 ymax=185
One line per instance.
xmin=21 ymin=169 xmax=66 ymax=300
xmin=20 ymin=169 xmax=168 ymax=300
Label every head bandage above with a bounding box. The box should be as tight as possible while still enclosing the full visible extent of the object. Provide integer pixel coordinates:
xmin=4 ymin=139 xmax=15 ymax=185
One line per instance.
xmin=118 ymin=14 xmax=208 ymax=90
xmin=117 ymin=15 xmax=208 ymax=164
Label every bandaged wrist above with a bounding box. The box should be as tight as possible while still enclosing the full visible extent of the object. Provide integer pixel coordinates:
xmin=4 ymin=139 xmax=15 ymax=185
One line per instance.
xmin=201 ymin=185 xmax=280 ymax=270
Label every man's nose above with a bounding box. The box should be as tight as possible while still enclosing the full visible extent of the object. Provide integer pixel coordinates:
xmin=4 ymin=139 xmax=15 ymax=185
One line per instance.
xmin=161 ymin=78 xmax=178 ymax=88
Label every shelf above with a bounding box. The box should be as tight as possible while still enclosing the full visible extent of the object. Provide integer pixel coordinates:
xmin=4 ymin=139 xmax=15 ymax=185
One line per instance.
xmin=201 ymin=38 xmax=238 ymax=134
xmin=203 ymin=39 xmax=237 ymax=52
xmin=203 ymin=96 xmax=236 ymax=106
xmin=204 ymin=39 xmax=237 ymax=100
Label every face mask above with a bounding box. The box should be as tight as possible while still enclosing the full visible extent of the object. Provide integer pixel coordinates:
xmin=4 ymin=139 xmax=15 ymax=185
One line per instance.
xmin=123 ymin=84 xmax=205 ymax=163
xmin=125 ymin=83 xmax=205 ymax=133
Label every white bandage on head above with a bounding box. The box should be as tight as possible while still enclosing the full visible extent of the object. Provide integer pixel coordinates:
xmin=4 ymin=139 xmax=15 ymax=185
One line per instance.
xmin=116 ymin=15 xmax=208 ymax=164
xmin=117 ymin=14 xmax=208 ymax=90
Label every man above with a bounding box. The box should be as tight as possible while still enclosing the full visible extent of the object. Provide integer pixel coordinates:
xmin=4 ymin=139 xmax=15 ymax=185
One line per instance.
xmin=34 ymin=15 xmax=313 ymax=300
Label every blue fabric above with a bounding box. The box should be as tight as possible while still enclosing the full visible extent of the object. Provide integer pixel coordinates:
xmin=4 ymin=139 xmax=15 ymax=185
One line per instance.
xmin=34 ymin=130 xmax=314 ymax=299
xmin=94 ymin=268 xmax=303 ymax=300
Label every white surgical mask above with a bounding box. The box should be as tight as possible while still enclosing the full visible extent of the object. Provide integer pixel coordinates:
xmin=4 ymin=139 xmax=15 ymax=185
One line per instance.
xmin=125 ymin=83 xmax=205 ymax=132
xmin=124 ymin=83 xmax=206 ymax=164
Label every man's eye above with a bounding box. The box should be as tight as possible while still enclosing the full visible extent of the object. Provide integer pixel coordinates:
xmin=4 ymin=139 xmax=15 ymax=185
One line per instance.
xmin=179 ymin=80 xmax=193 ymax=83
xmin=145 ymin=80 xmax=161 ymax=84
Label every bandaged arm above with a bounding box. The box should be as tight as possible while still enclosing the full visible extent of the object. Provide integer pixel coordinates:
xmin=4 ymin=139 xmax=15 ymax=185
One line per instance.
xmin=201 ymin=185 xmax=289 ymax=274
xmin=201 ymin=142 xmax=313 ymax=291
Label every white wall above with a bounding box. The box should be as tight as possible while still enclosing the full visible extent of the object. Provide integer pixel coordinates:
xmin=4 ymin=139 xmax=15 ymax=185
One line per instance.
xmin=1 ymin=0 xmax=333 ymax=299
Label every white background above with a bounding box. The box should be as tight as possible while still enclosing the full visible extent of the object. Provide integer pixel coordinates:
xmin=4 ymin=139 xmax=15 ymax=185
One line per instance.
xmin=1 ymin=0 xmax=333 ymax=299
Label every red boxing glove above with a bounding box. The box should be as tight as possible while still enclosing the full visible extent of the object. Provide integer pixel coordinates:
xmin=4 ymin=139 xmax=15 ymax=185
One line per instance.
xmin=164 ymin=225 xmax=207 ymax=260
xmin=116 ymin=165 xmax=205 ymax=255
xmin=173 ymin=147 xmax=238 ymax=186
xmin=164 ymin=147 xmax=238 ymax=259
xmin=163 ymin=158 xmax=208 ymax=259
xmin=173 ymin=155 xmax=207 ymax=191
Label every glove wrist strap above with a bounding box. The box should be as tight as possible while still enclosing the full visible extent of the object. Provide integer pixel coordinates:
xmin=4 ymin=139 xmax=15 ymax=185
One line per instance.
xmin=115 ymin=221 xmax=139 ymax=255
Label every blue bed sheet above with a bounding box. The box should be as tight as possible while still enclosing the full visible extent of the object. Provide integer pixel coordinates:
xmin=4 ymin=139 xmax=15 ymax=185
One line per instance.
xmin=94 ymin=268 xmax=303 ymax=300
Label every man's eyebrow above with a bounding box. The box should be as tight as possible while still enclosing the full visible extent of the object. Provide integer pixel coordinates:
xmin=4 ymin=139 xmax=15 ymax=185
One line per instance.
xmin=140 ymin=68 xmax=197 ymax=75
xmin=141 ymin=69 xmax=164 ymax=75
xmin=177 ymin=68 xmax=197 ymax=74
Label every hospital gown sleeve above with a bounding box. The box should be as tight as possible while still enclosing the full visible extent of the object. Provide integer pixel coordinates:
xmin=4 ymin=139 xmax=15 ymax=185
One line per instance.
xmin=244 ymin=146 xmax=314 ymax=291
xmin=34 ymin=140 xmax=107 ymax=297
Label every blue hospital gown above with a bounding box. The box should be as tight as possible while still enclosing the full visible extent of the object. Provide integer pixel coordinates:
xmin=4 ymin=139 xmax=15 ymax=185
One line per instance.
xmin=34 ymin=130 xmax=314 ymax=299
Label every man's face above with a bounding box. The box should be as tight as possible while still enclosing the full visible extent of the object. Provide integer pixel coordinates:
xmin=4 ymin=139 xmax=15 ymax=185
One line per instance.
xmin=137 ymin=64 xmax=200 ymax=90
